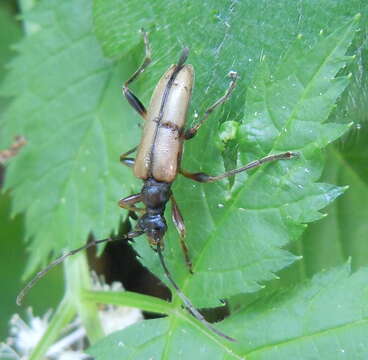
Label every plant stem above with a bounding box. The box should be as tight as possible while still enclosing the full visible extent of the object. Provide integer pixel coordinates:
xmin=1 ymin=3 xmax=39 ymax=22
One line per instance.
xmin=83 ymin=289 xmax=174 ymax=314
xmin=64 ymin=253 xmax=104 ymax=343
xmin=29 ymin=296 xmax=75 ymax=360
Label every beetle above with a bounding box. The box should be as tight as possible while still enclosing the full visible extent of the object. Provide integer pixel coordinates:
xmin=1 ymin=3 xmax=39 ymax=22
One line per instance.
xmin=120 ymin=32 xmax=297 ymax=267
xmin=17 ymin=31 xmax=298 ymax=342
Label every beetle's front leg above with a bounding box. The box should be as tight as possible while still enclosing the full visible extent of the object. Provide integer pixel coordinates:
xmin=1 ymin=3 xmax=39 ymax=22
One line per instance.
xmin=184 ymin=71 xmax=238 ymax=140
xmin=171 ymin=195 xmax=193 ymax=273
xmin=119 ymin=193 xmax=145 ymax=215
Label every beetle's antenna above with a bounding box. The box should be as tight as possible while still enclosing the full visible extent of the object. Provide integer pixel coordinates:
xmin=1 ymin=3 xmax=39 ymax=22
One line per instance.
xmin=177 ymin=47 xmax=189 ymax=68
xmin=156 ymin=244 xmax=236 ymax=342
xmin=16 ymin=231 xmax=144 ymax=306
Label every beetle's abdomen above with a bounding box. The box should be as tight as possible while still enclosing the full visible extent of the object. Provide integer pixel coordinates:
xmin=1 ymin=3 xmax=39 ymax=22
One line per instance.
xmin=134 ymin=64 xmax=194 ymax=183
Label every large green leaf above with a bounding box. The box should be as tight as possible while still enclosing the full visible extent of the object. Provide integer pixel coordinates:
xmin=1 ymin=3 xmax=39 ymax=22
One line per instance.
xmin=132 ymin=17 xmax=358 ymax=308
xmin=88 ymin=263 xmax=368 ymax=359
xmin=0 ymin=0 xmax=140 ymax=276
xmin=91 ymin=1 xmax=367 ymax=307
xmin=93 ymin=0 xmax=367 ymax=91
xmin=0 ymin=0 xmax=360 ymax=309
xmin=93 ymin=0 xmax=368 ymax=287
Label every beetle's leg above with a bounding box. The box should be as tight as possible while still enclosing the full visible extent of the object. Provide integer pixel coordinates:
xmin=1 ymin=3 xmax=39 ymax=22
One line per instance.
xmin=0 ymin=136 xmax=27 ymax=164
xmin=120 ymin=146 xmax=138 ymax=168
xmin=123 ymin=30 xmax=151 ymax=119
xmin=171 ymin=195 xmax=193 ymax=273
xmin=119 ymin=193 xmax=145 ymax=214
xmin=184 ymin=71 xmax=238 ymax=140
xmin=180 ymin=151 xmax=299 ymax=182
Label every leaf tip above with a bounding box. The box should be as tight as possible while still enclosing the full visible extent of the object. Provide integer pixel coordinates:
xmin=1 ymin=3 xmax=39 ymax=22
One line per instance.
xmin=297 ymin=33 xmax=303 ymax=40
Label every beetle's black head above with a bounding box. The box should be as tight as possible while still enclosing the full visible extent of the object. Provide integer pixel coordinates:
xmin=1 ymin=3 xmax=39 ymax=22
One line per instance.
xmin=138 ymin=213 xmax=167 ymax=249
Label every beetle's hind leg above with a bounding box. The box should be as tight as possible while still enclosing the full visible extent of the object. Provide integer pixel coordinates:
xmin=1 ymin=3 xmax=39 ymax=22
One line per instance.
xmin=171 ymin=195 xmax=193 ymax=273
xmin=184 ymin=71 xmax=238 ymax=140
xmin=180 ymin=152 xmax=299 ymax=183
xmin=123 ymin=29 xmax=152 ymax=119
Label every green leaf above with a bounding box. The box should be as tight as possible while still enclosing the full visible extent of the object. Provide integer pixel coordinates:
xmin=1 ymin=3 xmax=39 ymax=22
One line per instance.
xmin=0 ymin=0 xmax=63 ymax=340
xmin=0 ymin=0 xmax=140 ymax=276
xmin=301 ymin=20 xmax=368 ymax=275
xmin=93 ymin=1 xmax=367 ymax=120
xmin=0 ymin=0 xmax=366 ymax=357
xmin=1 ymin=0 xmax=360 ymax=315
xmin=88 ymin=263 xmax=368 ymax=359
xmin=132 ymin=17 xmax=358 ymax=309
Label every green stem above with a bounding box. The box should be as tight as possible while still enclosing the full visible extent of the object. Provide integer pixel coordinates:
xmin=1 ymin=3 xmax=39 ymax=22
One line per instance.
xmin=64 ymin=253 xmax=104 ymax=343
xmin=83 ymin=289 xmax=174 ymax=314
xmin=29 ymin=296 xmax=75 ymax=360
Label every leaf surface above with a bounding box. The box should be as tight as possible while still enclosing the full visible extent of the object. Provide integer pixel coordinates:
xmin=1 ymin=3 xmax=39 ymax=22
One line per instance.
xmin=133 ymin=17 xmax=358 ymax=308
xmin=0 ymin=0 xmax=359 ymax=309
xmin=88 ymin=264 xmax=368 ymax=359
xmin=0 ymin=0 xmax=140 ymax=276
xmin=0 ymin=0 xmax=364 ymax=353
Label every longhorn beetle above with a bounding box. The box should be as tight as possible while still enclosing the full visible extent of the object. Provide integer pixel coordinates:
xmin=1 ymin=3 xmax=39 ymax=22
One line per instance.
xmin=17 ymin=31 xmax=298 ymax=342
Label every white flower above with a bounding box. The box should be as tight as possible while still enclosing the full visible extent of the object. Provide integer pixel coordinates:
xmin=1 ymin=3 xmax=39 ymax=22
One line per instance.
xmin=0 ymin=308 xmax=50 ymax=359
xmin=1 ymin=276 xmax=143 ymax=359
xmin=91 ymin=273 xmax=143 ymax=334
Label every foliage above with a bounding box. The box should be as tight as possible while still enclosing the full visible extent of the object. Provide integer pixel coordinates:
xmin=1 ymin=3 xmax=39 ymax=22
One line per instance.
xmin=89 ymin=263 xmax=368 ymax=359
xmin=0 ymin=0 xmax=367 ymax=358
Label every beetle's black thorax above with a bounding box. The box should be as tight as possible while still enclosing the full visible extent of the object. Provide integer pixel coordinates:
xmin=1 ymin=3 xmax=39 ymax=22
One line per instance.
xmin=141 ymin=178 xmax=171 ymax=214
xmin=138 ymin=178 xmax=171 ymax=245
